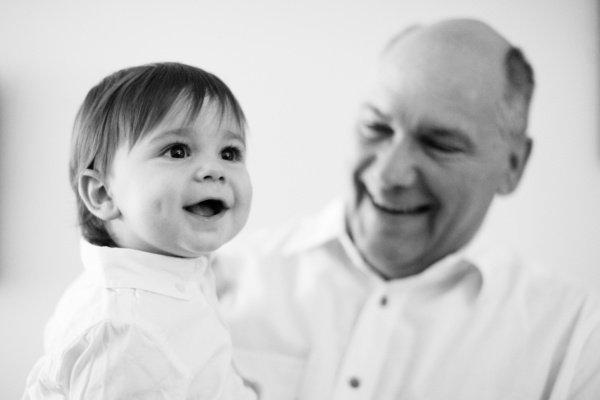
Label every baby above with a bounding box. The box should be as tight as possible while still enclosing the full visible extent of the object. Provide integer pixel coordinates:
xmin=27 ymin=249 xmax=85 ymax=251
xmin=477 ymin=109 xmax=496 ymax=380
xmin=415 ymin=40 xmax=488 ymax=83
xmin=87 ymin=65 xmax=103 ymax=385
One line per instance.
xmin=23 ymin=62 xmax=257 ymax=399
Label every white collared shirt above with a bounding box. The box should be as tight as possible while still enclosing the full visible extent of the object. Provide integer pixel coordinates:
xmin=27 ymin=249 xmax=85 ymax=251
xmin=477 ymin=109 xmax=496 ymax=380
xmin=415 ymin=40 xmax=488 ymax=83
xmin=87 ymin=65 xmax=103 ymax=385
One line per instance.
xmin=217 ymin=199 xmax=600 ymax=400
xmin=24 ymin=240 xmax=257 ymax=400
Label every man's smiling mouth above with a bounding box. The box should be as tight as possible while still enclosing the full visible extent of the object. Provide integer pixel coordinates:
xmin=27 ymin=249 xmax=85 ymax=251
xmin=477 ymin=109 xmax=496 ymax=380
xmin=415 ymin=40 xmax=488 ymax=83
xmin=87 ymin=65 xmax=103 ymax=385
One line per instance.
xmin=365 ymin=190 xmax=431 ymax=215
xmin=184 ymin=199 xmax=228 ymax=217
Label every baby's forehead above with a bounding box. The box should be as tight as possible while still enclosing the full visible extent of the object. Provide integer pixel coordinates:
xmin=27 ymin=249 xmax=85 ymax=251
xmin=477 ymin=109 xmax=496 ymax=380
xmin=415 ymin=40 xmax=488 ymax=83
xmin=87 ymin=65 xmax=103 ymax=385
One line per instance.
xmin=139 ymin=99 xmax=246 ymax=142
xmin=184 ymin=102 xmax=245 ymax=136
xmin=180 ymin=95 xmax=243 ymax=124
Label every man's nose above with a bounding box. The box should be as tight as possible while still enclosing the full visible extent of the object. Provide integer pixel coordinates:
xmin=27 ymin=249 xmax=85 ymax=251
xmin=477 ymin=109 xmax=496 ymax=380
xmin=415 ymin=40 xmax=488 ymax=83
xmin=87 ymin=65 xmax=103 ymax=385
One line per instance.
xmin=194 ymin=157 xmax=226 ymax=182
xmin=373 ymin=138 xmax=418 ymax=188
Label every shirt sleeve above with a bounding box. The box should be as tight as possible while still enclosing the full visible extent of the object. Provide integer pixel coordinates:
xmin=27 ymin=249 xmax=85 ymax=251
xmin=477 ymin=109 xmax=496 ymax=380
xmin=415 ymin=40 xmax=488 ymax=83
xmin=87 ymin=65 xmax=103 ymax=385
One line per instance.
xmin=568 ymin=321 xmax=600 ymax=399
xmin=24 ymin=319 xmax=258 ymax=400
xmin=25 ymin=321 xmax=189 ymax=400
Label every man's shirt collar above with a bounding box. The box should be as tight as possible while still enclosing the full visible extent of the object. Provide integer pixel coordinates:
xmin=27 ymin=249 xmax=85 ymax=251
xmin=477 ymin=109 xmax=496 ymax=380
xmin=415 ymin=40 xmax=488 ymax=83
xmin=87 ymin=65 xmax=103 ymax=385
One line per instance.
xmin=280 ymin=197 xmax=347 ymax=255
xmin=281 ymin=197 xmax=506 ymax=300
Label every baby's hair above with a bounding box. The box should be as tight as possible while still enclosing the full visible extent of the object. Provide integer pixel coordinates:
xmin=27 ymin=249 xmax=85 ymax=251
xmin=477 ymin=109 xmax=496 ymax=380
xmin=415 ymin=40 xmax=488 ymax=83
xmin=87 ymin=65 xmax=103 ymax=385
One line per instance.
xmin=69 ymin=62 xmax=246 ymax=247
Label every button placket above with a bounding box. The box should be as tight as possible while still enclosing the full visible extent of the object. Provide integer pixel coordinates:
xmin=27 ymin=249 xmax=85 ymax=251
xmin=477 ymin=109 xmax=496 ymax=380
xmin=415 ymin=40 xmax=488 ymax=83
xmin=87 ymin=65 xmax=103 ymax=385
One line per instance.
xmin=380 ymin=295 xmax=388 ymax=306
xmin=332 ymin=287 xmax=398 ymax=400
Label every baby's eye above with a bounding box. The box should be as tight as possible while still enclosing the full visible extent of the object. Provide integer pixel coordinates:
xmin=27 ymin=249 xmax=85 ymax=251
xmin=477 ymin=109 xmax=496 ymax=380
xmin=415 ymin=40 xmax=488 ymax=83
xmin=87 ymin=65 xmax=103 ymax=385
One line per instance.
xmin=164 ymin=144 xmax=190 ymax=159
xmin=221 ymin=146 xmax=243 ymax=162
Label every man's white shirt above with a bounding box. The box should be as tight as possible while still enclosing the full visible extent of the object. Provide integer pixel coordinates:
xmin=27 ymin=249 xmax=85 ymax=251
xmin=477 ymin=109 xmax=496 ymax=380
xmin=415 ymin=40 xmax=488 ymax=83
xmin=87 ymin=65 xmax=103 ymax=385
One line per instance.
xmin=217 ymin=199 xmax=600 ymax=400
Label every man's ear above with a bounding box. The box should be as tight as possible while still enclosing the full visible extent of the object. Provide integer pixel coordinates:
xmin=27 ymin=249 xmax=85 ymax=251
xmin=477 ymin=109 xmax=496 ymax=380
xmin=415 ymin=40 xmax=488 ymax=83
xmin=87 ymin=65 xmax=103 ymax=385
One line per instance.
xmin=78 ymin=170 xmax=120 ymax=221
xmin=497 ymin=137 xmax=533 ymax=195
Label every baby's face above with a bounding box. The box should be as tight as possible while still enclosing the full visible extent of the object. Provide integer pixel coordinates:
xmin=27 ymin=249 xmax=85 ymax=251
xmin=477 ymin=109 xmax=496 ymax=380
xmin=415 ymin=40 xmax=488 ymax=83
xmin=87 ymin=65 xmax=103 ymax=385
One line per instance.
xmin=105 ymin=98 xmax=252 ymax=258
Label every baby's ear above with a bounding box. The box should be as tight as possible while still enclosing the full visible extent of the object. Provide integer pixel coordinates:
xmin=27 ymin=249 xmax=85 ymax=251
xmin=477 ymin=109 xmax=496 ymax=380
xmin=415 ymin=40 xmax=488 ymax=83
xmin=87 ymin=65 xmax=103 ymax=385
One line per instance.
xmin=78 ymin=170 xmax=120 ymax=221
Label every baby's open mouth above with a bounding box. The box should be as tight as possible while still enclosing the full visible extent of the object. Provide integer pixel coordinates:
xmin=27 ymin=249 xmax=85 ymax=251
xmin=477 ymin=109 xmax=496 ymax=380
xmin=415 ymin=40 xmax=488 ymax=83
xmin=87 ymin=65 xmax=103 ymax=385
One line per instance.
xmin=185 ymin=199 xmax=227 ymax=217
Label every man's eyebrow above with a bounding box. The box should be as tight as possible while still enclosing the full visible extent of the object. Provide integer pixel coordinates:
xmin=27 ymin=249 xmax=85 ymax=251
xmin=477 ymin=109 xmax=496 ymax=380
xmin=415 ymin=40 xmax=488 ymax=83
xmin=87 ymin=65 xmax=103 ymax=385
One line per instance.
xmin=422 ymin=126 xmax=463 ymax=136
xmin=360 ymin=104 xmax=388 ymax=119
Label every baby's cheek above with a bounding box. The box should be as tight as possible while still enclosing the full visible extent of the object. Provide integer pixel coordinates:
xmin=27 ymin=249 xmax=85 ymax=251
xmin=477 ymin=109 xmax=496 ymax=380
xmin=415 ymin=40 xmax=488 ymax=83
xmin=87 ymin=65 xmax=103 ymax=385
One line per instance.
xmin=154 ymin=199 xmax=180 ymax=226
xmin=238 ymin=170 xmax=253 ymax=200
xmin=236 ymin=194 xmax=253 ymax=228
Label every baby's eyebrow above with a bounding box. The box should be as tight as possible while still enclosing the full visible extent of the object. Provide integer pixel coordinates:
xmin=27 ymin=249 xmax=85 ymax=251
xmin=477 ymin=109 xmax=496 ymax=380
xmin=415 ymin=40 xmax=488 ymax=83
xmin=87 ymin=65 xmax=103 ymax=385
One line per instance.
xmin=222 ymin=129 xmax=246 ymax=143
xmin=145 ymin=128 xmax=192 ymax=144
xmin=144 ymin=127 xmax=246 ymax=146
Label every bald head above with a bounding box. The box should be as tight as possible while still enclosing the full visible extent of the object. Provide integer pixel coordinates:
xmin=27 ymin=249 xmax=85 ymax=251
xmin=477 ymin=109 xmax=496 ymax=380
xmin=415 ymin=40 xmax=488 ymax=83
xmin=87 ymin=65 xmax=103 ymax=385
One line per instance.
xmin=388 ymin=19 xmax=511 ymax=52
xmin=382 ymin=18 xmax=534 ymax=138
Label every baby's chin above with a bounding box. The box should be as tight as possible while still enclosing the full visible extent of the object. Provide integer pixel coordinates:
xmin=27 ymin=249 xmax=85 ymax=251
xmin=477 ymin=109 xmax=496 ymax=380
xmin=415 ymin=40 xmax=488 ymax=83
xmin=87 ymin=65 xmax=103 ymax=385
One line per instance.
xmin=167 ymin=247 xmax=216 ymax=259
xmin=170 ymin=240 xmax=233 ymax=258
xmin=159 ymin=225 xmax=245 ymax=258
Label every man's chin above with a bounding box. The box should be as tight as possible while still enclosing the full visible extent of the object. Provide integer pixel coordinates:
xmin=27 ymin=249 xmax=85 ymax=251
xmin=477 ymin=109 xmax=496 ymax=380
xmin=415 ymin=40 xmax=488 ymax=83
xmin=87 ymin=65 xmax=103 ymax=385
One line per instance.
xmin=346 ymin=206 xmax=433 ymax=278
xmin=360 ymin=238 xmax=432 ymax=279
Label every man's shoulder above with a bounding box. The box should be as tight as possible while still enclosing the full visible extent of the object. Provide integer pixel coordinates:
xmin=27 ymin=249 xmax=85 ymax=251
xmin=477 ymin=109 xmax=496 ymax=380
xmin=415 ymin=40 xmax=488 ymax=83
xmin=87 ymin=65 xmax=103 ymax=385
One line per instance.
xmin=498 ymin=251 xmax=600 ymax=324
xmin=537 ymin=267 xmax=600 ymax=317
xmin=521 ymin=255 xmax=599 ymax=300
xmin=221 ymin=200 xmax=345 ymax=259
xmin=219 ymin=220 xmax=304 ymax=260
xmin=467 ymin=231 xmax=600 ymax=313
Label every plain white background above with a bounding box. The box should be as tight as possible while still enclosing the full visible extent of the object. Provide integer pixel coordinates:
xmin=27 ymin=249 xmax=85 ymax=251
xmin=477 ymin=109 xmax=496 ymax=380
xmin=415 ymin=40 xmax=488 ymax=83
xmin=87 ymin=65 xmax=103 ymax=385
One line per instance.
xmin=1 ymin=0 xmax=598 ymax=397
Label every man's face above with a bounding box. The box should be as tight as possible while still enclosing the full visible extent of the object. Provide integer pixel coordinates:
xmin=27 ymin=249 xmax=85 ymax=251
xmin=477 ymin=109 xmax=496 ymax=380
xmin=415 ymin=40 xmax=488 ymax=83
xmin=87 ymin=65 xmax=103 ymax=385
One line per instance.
xmin=346 ymin=34 xmax=528 ymax=279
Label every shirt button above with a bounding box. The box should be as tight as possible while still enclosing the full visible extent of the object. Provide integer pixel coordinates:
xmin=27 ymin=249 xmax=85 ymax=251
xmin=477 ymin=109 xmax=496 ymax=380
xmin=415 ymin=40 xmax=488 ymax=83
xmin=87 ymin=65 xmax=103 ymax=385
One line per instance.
xmin=380 ymin=296 xmax=388 ymax=306
xmin=349 ymin=377 xmax=360 ymax=388
xmin=175 ymin=283 xmax=186 ymax=293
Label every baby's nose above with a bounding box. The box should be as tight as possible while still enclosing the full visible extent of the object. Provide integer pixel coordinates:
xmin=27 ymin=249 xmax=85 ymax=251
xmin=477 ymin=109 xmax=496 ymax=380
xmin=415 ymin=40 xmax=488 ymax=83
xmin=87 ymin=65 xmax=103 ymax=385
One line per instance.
xmin=194 ymin=160 xmax=226 ymax=182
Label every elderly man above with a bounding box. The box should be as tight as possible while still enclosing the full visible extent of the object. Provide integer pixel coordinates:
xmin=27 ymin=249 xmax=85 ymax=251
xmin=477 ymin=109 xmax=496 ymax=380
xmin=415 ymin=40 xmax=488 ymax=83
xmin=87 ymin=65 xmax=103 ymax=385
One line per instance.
xmin=217 ymin=19 xmax=600 ymax=399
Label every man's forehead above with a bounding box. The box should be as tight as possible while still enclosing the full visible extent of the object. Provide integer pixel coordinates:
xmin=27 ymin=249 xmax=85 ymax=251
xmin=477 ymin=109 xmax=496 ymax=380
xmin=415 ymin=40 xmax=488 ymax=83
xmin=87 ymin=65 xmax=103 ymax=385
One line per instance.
xmin=373 ymin=21 xmax=510 ymax=111
xmin=371 ymin=57 xmax=498 ymax=111
xmin=383 ymin=19 xmax=509 ymax=79
xmin=387 ymin=19 xmax=510 ymax=57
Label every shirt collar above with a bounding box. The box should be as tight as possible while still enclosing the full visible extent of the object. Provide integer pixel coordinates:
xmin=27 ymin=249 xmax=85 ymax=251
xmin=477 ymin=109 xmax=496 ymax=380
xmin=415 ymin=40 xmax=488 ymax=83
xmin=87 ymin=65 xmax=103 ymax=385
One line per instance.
xmin=281 ymin=197 xmax=347 ymax=255
xmin=80 ymin=239 xmax=211 ymax=301
xmin=456 ymin=218 xmax=513 ymax=302
xmin=282 ymin=197 xmax=505 ymax=300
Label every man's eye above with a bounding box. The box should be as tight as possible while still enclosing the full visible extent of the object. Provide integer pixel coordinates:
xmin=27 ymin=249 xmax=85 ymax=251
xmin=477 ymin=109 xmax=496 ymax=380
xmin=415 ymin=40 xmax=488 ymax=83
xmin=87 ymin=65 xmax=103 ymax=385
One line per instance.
xmin=221 ymin=146 xmax=243 ymax=162
xmin=358 ymin=122 xmax=394 ymax=140
xmin=423 ymin=138 xmax=461 ymax=154
xmin=164 ymin=144 xmax=190 ymax=159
